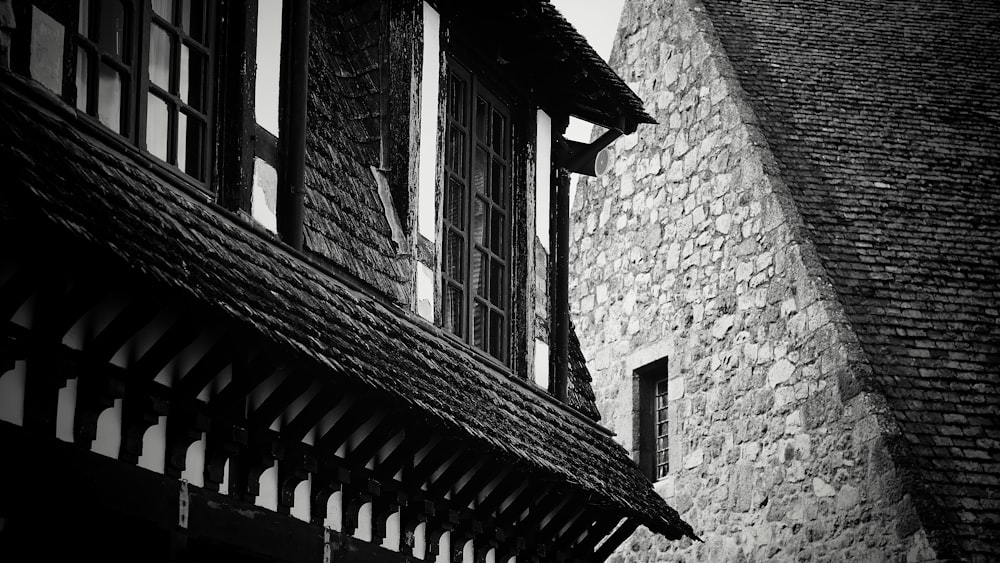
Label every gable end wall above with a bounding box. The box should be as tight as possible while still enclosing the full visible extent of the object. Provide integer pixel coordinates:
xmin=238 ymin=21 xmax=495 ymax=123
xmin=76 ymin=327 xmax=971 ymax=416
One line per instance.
xmin=569 ymin=0 xmax=943 ymax=559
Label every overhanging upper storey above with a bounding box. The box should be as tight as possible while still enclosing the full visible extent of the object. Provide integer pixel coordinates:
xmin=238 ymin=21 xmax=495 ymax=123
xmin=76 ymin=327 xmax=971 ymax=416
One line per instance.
xmin=429 ymin=0 xmax=655 ymax=132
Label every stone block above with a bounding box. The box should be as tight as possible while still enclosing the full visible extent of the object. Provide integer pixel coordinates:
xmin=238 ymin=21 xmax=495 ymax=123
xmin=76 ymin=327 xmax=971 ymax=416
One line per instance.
xmin=768 ymin=358 xmax=795 ymax=387
xmin=813 ymin=477 xmax=836 ymax=497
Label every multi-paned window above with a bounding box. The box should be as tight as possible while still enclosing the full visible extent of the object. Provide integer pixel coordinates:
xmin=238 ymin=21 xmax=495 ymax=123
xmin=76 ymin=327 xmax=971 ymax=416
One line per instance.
xmin=74 ymin=0 xmax=213 ymax=183
xmin=635 ymin=358 xmax=670 ymax=480
xmin=654 ymin=377 xmax=669 ymax=479
xmin=441 ymin=55 xmax=511 ymax=363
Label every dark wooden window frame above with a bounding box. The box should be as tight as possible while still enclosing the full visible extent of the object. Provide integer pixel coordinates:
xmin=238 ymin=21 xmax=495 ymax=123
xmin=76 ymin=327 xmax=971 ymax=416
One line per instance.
xmin=12 ymin=0 xmax=296 ymax=216
xmin=69 ymin=0 xmax=217 ymax=190
xmin=441 ymin=52 xmax=513 ymax=364
xmin=634 ymin=357 xmax=670 ymax=480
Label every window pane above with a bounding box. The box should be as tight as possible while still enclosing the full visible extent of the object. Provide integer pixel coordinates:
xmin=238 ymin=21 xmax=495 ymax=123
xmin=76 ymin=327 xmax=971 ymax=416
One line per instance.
xmin=489 ymin=311 xmax=504 ymax=359
xmin=491 ymin=159 xmax=505 ymax=202
xmin=475 ymin=97 xmax=488 ymax=140
xmin=252 ymin=157 xmax=279 ymax=232
xmin=178 ymin=112 xmax=204 ymax=178
xmin=180 ymin=43 xmax=205 ymax=109
xmin=447 ymin=126 xmax=465 ymax=175
xmin=492 ymin=110 xmax=506 ymax=156
xmin=473 ymin=302 xmax=486 ymax=350
xmin=448 ymin=74 xmax=466 ymax=124
xmin=490 ymin=209 xmax=504 ymax=253
xmin=489 ymin=261 xmax=504 ymax=306
xmin=472 ymin=197 xmax=486 ymax=248
xmin=152 ymin=0 xmax=175 ymax=21
xmin=97 ymin=62 xmax=123 ymax=132
xmin=473 ymin=146 xmax=487 ymax=195
xmin=254 ymin=0 xmax=283 ymax=136
xmin=76 ymin=48 xmax=89 ymax=112
xmin=146 ymin=94 xmax=170 ymax=161
xmin=78 ymin=0 xmax=90 ymax=36
xmin=98 ymin=1 xmax=126 ymax=59
xmin=445 ymin=177 xmax=463 ymax=223
xmin=182 ymin=0 xmax=206 ymax=42
xmin=149 ymin=24 xmax=172 ymax=90
xmin=443 ymin=284 xmax=463 ymax=337
xmin=445 ymin=230 xmax=463 ymax=279
xmin=472 ymin=249 xmax=486 ymax=298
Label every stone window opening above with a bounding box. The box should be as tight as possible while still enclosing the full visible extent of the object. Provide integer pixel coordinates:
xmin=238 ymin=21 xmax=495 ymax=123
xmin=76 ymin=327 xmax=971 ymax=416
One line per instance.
xmin=635 ymin=357 xmax=670 ymax=481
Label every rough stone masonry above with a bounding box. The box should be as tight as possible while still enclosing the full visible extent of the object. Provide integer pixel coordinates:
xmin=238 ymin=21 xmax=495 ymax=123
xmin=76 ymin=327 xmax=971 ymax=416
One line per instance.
xmin=568 ymin=0 xmax=945 ymax=560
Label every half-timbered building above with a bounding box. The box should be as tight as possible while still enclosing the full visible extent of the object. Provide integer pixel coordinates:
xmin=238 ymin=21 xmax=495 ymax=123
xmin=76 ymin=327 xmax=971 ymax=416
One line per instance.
xmin=0 ymin=0 xmax=696 ymax=561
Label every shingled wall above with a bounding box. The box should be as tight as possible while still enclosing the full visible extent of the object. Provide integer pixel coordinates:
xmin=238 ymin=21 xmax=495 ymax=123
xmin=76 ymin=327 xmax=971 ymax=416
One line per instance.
xmin=569 ymin=0 xmax=946 ymax=559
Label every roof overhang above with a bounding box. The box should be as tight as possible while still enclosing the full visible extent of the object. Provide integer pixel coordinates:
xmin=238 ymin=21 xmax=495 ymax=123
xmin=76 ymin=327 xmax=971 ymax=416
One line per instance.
xmin=432 ymin=0 xmax=655 ymax=132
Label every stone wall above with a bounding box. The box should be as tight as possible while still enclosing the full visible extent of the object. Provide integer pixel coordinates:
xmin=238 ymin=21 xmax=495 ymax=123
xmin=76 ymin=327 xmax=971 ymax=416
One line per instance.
xmin=568 ymin=0 xmax=938 ymax=560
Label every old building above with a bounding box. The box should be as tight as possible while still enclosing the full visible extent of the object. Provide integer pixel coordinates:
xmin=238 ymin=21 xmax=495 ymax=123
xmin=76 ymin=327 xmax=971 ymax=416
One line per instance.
xmin=571 ymin=0 xmax=998 ymax=561
xmin=0 ymin=0 xmax=697 ymax=561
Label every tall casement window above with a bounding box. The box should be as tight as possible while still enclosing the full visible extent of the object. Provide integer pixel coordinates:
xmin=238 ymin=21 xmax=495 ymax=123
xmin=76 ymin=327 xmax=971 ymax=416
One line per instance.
xmin=441 ymin=55 xmax=512 ymax=363
xmin=636 ymin=358 xmax=670 ymax=480
xmin=74 ymin=0 xmax=214 ymax=183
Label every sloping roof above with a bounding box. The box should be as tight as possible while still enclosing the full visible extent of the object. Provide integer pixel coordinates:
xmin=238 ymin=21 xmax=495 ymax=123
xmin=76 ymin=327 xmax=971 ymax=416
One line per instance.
xmin=700 ymin=0 xmax=1000 ymax=558
xmin=569 ymin=321 xmax=601 ymax=421
xmin=436 ymin=0 xmax=655 ymax=129
xmin=302 ymin=0 xmax=410 ymax=303
xmin=0 ymin=84 xmax=694 ymax=542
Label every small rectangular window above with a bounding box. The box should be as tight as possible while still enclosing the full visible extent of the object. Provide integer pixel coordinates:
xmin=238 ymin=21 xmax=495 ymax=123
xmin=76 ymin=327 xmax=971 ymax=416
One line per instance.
xmin=635 ymin=358 xmax=669 ymax=480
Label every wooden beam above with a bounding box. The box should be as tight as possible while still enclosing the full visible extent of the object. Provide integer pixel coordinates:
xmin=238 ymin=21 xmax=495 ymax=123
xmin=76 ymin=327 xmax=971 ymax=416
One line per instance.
xmin=572 ymin=515 xmax=623 ymax=557
xmin=174 ymin=332 xmax=236 ymax=398
xmin=593 ymin=518 xmax=640 ymax=562
xmin=282 ymin=384 xmax=346 ymax=442
xmin=248 ymin=369 xmax=314 ymax=429
xmin=450 ymin=459 xmax=507 ymax=509
xmin=85 ymin=297 xmax=164 ymax=363
xmin=315 ymin=400 xmax=375 ymax=457
xmin=130 ymin=314 xmax=205 ymax=382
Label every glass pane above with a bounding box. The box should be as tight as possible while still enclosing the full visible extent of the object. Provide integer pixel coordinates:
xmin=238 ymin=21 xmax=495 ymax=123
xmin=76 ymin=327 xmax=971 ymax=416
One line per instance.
xmin=76 ymin=48 xmax=89 ymax=112
xmin=447 ymin=126 xmax=465 ymax=175
xmin=444 ymin=284 xmax=463 ymax=337
xmin=152 ymin=0 xmax=174 ymax=21
xmin=445 ymin=230 xmax=463 ymax=279
xmin=97 ymin=62 xmax=123 ymax=132
xmin=489 ymin=261 xmax=504 ymax=306
xmin=489 ymin=311 xmax=504 ymax=359
xmin=180 ymin=43 xmax=205 ymax=109
xmin=146 ymin=93 xmax=170 ymax=161
xmin=252 ymin=157 xmax=279 ymax=232
xmin=472 ymin=249 xmax=486 ymax=298
xmin=448 ymin=74 xmax=465 ymax=124
xmin=472 ymin=197 xmax=486 ymax=248
xmin=182 ymin=0 xmax=206 ymax=42
xmin=491 ymin=159 xmax=505 ymax=202
xmin=445 ymin=177 xmax=463 ymax=223
xmin=490 ymin=209 xmax=504 ymax=253
xmin=255 ymin=0 xmax=283 ymax=136
xmin=149 ymin=24 xmax=172 ymax=90
xmin=473 ymin=146 xmax=487 ymax=194
xmin=78 ymin=0 xmax=91 ymax=36
xmin=180 ymin=114 xmax=204 ymax=178
xmin=475 ymin=97 xmax=488 ymax=140
xmin=473 ymin=302 xmax=486 ymax=350
xmin=98 ymin=1 xmax=126 ymax=59
xmin=492 ymin=110 xmax=506 ymax=156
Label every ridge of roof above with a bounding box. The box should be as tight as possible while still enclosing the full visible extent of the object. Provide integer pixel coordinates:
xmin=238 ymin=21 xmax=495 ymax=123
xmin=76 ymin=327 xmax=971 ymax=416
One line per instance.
xmin=0 ymin=81 xmax=694 ymax=541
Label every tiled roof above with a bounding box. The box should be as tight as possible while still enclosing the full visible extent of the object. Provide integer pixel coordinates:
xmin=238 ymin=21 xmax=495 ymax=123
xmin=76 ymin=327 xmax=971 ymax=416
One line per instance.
xmin=436 ymin=0 xmax=655 ymax=129
xmin=700 ymin=0 xmax=1000 ymax=557
xmin=0 ymin=83 xmax=694 ymax=542
xmin=303 ymin=0 xmax=410 ymax=303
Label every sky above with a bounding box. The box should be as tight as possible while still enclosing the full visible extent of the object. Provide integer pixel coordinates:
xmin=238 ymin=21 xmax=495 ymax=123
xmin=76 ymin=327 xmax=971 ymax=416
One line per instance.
xmin=550 ymin=0 xmax=628 ymax=141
